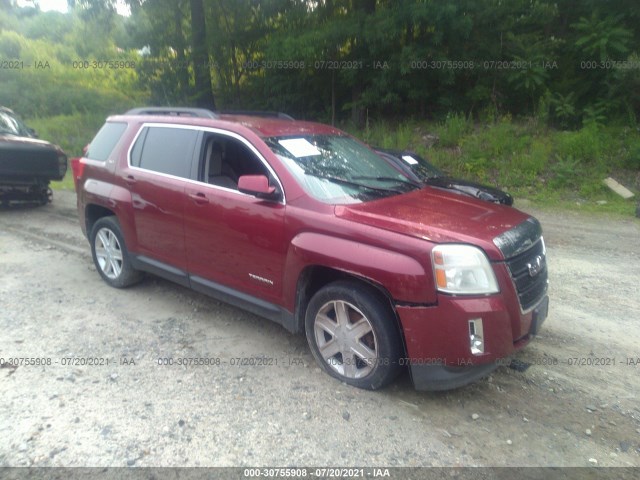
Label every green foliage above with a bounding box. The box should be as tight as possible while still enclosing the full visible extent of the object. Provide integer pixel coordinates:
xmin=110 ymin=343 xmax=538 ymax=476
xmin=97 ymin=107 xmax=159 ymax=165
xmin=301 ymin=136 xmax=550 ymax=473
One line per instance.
xmin=0 ymin=31 xmax=21 ymax=57
xmin=436 ymin=113 xmax=470 ymax=148
xmin=622 ymin=135 xmax=640 ymax=170
xmin=0 ymin=6 xmax=146 ymax=119
xmin=508 ymin=140 xmax=551 ymax=187
xmin=549 ymin=92 xmax=577 ymax=129
xmin=572 ymin=13 xmax=633 ymax=62
xmin=4 ymin=0 xmax=640 ymax=128
xmin=582 ymin=101 xmax=609 ymax=128
xmin=26 ymin=112 xmax=108 ymax=157
xmin=552 ymin=123 xmax=618 ymax=168
xmin=548 ymin=155 xmax=581 ymax=189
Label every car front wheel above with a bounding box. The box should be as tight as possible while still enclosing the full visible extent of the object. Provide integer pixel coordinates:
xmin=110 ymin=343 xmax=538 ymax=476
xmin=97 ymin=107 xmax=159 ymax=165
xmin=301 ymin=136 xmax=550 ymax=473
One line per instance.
xmin=305 ymin=280 xmax=402 ymax=390
xmin=90 ymin=216 xmax=143 ymax=288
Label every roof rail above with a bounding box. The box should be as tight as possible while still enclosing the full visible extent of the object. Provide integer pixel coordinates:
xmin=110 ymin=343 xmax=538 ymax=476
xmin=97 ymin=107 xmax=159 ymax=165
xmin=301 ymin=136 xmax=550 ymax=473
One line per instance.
xmin=124 ymin=107 xmax=295 ymax=121
xmin=218 ymin=110 xmax=294 ymax=120
xmin=125 ymin=107 xmax=218 ymax=119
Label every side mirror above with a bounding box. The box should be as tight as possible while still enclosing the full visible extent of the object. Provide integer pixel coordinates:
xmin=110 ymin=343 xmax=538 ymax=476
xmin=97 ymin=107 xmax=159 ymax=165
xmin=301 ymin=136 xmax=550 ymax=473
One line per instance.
xmin=237 ymin=174 xmax=280 ymax=200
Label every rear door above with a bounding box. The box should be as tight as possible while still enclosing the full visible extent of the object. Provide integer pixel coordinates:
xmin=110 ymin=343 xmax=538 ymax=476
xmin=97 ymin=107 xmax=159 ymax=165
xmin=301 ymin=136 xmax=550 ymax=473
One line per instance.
xmin=124 ymin=124 xmax=199 ymax=280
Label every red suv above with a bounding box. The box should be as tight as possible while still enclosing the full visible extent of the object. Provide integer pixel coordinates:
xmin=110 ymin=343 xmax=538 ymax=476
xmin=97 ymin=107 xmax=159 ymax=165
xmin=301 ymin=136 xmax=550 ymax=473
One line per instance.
xmin=73 ymin=108 xmax=549 ymax=391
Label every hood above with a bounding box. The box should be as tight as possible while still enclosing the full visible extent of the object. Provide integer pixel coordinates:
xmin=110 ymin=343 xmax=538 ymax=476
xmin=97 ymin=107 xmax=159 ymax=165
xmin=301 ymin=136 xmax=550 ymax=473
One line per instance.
xmin=0 ymin=133 xmax=60 ymax=151
xmin=334 ymin=187 xmax=530 ymax=260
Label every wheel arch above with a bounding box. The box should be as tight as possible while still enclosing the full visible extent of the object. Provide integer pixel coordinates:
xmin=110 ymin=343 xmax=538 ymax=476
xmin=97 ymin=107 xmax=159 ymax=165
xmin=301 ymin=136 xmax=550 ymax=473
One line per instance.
xmin=85 ymin=204 xmax=115 ymax=236
xmin=293 ymin=265 xmax=408 ymax=358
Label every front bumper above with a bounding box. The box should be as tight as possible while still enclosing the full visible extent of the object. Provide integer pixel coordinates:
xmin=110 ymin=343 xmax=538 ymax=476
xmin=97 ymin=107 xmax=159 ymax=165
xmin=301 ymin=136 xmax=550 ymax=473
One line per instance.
xmin=396 ymin=293 xmax=549 ymax=391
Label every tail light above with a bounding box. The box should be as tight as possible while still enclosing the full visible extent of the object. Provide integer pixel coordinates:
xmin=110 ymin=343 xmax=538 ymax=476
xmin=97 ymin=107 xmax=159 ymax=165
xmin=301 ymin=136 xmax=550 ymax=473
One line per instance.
xmin=70 ymin=157 xmax=85 ymax=191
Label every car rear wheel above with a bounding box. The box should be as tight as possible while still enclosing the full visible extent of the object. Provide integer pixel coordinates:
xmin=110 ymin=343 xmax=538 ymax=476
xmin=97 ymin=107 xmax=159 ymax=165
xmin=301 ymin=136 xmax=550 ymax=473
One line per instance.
xmin=305 ymin=280 xmax=402 ymax=390
xmin=90 ymin=216 xmax=143 ymax=288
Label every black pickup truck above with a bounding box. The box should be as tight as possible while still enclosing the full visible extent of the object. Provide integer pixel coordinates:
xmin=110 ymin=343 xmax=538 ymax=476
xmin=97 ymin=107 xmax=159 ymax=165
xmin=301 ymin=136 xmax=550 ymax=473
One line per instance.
xmin=0 ymin=106 xmax=67 ymax=205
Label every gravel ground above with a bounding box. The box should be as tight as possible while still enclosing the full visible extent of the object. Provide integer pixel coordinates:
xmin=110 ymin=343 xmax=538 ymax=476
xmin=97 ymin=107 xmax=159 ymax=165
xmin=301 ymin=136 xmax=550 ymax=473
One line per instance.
xmin=0 ymin=191 xmax=639 ymax=469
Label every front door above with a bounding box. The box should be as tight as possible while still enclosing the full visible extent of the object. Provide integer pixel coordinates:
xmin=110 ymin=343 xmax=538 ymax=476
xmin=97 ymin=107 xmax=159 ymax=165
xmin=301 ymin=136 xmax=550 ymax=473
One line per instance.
xmin=183 ymin=131 xmax=286 ymax=305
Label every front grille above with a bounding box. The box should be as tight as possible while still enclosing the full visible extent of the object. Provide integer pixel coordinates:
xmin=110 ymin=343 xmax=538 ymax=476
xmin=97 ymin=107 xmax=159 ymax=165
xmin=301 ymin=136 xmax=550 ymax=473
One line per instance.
xmin=504 ymin=237 xmax=548 ymax=312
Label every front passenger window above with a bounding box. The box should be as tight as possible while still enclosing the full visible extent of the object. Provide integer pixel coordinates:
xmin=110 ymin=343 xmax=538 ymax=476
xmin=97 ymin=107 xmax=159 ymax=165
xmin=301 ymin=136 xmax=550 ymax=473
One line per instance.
xmin=200 ymin=134 xmax=269 ymax=190
xmin=203 ymin=138 xmax=239 ymax=189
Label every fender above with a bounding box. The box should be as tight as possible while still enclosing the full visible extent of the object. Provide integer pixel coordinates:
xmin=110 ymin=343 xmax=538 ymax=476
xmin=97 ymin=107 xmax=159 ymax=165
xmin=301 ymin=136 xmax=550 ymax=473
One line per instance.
xmin=283 ymin=232 xmax=436 ymax=311
xmin=83 ymin=181 xmax=138 ymax=252
xmin=108 ymin=184 xmax=138 ymax=250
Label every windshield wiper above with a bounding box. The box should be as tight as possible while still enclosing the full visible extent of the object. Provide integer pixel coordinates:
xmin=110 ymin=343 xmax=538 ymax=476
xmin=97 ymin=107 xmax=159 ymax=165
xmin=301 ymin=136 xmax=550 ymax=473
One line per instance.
xmin=419 ymin=172 xmax=442 ymax=180
xmin=352 ymin=175 xmax=421 ymax=190
xmin=306 ymin=173 xmax=405 ymax=195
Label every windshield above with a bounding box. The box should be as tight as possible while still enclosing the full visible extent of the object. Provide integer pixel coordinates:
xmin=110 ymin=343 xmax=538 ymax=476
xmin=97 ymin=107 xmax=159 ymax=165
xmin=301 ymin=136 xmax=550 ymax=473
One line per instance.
xmin=400 ymin=152 xmax=443 ymax=180
xmin=0 ymin=110 xmax=31 ymax=137
xmin=266 ymin=135 xmax=418 ymax=203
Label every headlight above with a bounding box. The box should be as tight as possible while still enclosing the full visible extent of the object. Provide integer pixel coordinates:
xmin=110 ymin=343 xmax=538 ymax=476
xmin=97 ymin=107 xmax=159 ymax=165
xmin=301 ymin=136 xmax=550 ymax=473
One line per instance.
xmin=432 ymin=244 xmax=499 ymax=295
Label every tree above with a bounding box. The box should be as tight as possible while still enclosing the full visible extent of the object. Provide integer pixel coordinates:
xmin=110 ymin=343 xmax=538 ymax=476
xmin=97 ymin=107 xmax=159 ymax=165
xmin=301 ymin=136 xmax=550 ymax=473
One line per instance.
xmin=190 ymin=0 xmax=215 ymax=108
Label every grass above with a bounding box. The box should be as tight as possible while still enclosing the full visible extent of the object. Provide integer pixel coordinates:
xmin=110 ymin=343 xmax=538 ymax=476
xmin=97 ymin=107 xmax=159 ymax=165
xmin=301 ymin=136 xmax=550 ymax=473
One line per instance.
xmin=347 ymin=116 xmax=639 ymax=217
xmin=51 ymin=171 xmax=75 ymax=191
xmin=26 ymin=112 xmax=108 ymax=158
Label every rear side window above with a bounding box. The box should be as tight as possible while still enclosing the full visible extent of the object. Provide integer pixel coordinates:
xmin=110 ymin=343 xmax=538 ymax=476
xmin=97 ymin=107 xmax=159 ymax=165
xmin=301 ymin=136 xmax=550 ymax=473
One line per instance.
xmin=134 ymin=126 xmax=198 ymax=178
xmin=86 ymin=122 xmax=127 ymax=161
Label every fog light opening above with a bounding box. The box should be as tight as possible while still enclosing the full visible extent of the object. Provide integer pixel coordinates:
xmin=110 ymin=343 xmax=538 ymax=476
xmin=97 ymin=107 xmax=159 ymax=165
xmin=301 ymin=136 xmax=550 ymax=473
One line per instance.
xmin=469 ymin=318 xmax=484 ymax=355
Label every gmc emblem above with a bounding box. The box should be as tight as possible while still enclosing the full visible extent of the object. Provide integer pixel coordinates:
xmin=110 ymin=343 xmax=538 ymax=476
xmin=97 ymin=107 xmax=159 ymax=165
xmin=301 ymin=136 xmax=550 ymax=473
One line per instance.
xmin=527 ymin=255 xmax=544 ymax=277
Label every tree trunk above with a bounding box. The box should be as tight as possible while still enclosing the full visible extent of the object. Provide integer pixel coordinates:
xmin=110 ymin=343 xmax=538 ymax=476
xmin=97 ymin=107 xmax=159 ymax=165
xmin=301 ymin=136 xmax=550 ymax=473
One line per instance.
xmin=351 ymin=84 xmax=363 ymax=126
xmin=189 ymin=0 xmax=215 ymax=109
xmin=349 ymin=0 xmax=376 ymax=127
xmin=174 ymin=5 xmax=190 ymax=102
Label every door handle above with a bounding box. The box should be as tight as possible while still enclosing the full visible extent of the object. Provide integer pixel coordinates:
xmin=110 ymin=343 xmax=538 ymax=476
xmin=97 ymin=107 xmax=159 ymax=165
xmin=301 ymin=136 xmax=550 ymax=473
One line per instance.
xmin=125 ymin=175 xmax=137 ymax=185
xmin=189 ymin=192 xmax=209 ymax=204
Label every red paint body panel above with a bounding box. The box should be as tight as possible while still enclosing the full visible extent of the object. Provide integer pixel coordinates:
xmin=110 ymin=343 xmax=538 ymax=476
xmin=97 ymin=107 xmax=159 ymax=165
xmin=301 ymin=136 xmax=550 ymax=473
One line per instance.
xmin=396 ymin=295 xmax=533 ymax=366
xmin=183 ymin=183 xmax=287 ymax=303
xmin=129 ymin=173 xmax=187 ymax=269
xmin=280 ymin=205 xmax=440 ymax=309
xmin=336 ymin=187 xmax=530 ymax=261
xmin=288 ymin=232 xmax=430 ymax=302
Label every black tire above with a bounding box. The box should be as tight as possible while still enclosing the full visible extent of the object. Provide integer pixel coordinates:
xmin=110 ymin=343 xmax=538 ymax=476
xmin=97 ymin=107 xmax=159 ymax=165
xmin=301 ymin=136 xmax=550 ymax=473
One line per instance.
xmin=90 ymin=216 xmax=143 ymax=288
xmin=305 ymin=280 xmax=403 ymax=390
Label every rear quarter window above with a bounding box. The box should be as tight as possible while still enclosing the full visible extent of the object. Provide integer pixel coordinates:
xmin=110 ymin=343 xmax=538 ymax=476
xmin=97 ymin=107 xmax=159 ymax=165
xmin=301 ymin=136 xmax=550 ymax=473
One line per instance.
xmin=86 ymin=122 xmax=128 ymax=161
xmin=134 ymin=126 xmax=198 ymax=178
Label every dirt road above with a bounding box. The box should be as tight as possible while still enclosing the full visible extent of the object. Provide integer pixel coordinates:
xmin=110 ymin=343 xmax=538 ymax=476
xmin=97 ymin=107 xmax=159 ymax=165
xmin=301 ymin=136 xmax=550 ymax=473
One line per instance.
xmin=0 ymin=191 xmax=639 ymax=468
